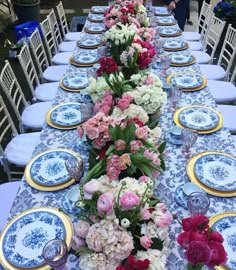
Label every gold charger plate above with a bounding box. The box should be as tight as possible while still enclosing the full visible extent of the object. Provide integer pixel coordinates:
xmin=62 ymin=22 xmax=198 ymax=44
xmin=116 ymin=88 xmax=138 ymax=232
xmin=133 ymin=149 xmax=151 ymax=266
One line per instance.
xmin=164 ymin=42 xmax=189 ymax=52
xmin=166 ymin=73 xmax=208 ymax=91
xmin=69 ymin=57 xmax=98 ymax=67
xmin=88 ymin=17 xmax=104 ymax=23
xmin=187 ymin=151 xmax=236 ymax=197
xmin=0 ymin=207 xmax=73 ymax=270
xmin=157 ymin=21 xmax=177 ymax=26
xmin=84 ymin=27 xmax=105 ymax=34
xmin=209 ymin=212 xmax=236 ymax=270
xmin=160 ymin=30 xmax=182 ymax=37
xmin=24 ymin=148 xmax=82 ymax=191
xmin=46 ymin=102 xmax=85 ymax=130
xmin=173 ymin=105 xmax=224 ymax=134
xmin=171 ymin=56 xmax=196 ymax=67
xmin=59 ymin=77 xmax=87 ymax=92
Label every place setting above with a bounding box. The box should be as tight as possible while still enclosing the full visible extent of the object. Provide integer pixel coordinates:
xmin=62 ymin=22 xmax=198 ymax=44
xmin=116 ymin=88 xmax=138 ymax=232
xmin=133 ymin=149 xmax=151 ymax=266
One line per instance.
xmin=77 ymin=35 xmax=103 ymax=49
xmin=155 ymin=7 xmax=172 ymax=16
xmin=170 ymin=52 xmax=196 ymax=67
xmin=70 ymin=50 xmax=99 ymax=67
xmin=84 ymin=23 xmax=106 ymax=34
xmin=156 ymin=16 xmax=177 ymax=26
xmin=90 ymin=6 xmax=108 ymax=14
xmin=59 ymin=72 xmax=89 ymax=91
xmin=88 ymin=13 xmax=105 ymax=23
xmin=159 ymin=27 xmax=182 ymax=37
xmin=163 ymin=39 xmax=189 ymax=51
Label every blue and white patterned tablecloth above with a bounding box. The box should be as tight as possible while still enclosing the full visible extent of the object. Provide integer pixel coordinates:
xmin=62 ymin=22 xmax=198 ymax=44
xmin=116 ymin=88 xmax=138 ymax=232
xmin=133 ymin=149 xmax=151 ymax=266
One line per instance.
xmin=4 ymin=9 xmax=236 ymax=270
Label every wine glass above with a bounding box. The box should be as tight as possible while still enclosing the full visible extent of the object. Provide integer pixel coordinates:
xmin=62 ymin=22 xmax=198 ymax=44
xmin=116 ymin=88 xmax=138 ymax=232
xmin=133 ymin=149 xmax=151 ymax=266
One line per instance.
xmin=181 ymin=128 xmax=198 ymax=157
xmin=187 ymin=192 xmax=210 ymax=216
xmin=160 ymin=54 xmax=171 ymax=78
xmin=65 ymin=156 xmax=84 ymax=183
xmin=42 ymin=239 xmax=68 ymax=270
xmin=169 ymin=85 xmax=182 ymax=112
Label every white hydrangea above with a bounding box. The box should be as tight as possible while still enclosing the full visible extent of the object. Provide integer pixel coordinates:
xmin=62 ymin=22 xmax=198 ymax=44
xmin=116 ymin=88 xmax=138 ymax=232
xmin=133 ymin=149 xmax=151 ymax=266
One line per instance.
xmin=79 ymin=253 xmax=118 ymax=270
xmin=116 ymin=177 xmax=149 ymax=197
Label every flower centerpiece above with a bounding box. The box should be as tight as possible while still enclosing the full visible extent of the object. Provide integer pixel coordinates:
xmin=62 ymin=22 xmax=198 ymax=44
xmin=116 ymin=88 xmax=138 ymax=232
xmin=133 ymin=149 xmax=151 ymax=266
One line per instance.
xmin=213 ymin=0 xmax=236 ymax=26
xmin=177 ymin=215 xmax=228 ymax=270
xmin=71 ymin=175 xmax=172 ymax=270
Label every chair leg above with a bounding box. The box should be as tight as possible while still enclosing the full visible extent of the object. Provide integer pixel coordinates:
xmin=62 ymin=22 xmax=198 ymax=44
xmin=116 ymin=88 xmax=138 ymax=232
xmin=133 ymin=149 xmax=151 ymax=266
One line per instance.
xmin=0 ymin=156 xmax=12 ymax=181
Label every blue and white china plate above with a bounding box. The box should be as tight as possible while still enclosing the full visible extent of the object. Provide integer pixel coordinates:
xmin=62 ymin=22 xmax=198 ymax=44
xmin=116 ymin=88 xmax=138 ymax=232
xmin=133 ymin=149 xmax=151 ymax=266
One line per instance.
xmin=155 ymin=7 xmax=171 ymax=16
xmin=165 ymin=131 xmax=182 ymax=145
xmin=159 ymin=27 xmax=181 ymax=36
xmin=194 ymin=153 xmax=236 ymax=191
xmin=61 ymin=73 xmax=88 ymax=90
xmin=174 ymin=184 xmax=187 ymax=209
xmin=163 ymin=40 xmax=188 ymax=51
xmin=157 ymin=16 xmax=177 ymax=25
xmin=170 ymin=73 xmax=203 ymax=89
xmin=171 ymin=53 xmax=195 ymax=65
xmin=50 ymin=103 xmax=83 ymax=127
xmin=88 ymin=13 xmax=104 ymax=22
xmin=91 ymin=6 xmax=108 ymax=13
xmin=178 ymin=106 xmax=220 ymax=131
xmin=78 ymin=36 xmax=102 ymax=48
xmin=28 ymin=149 xmax=77 ymax=186
xmin=1 ymin=209 xmax=66 ymax=268
xmin=85 ymin=23 xmax=106 ymax=33
xmin=210 ymin=213 xmax=236 ymax=270
xmin=72 ymin=52 xmax=99 ymax=65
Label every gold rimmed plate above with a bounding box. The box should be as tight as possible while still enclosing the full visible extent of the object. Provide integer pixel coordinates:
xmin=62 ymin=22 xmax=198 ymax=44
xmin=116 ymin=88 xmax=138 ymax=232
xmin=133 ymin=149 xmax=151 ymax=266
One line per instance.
xmin=69 ymin=57 xmax=98 ymax=67
xmin=187 ymin=151 xmax=236 ymax=197
xmin=164 ymin=41 xmax=189 ymax=52
xmin=159 ymin=30 xmax=182 ymax=37
xmin=209 ymin=212 xmax=236 ymax=270
xmin=24 ymin=148 xmax=82 ymax=191
xmin=0 ymin=207 xmax=73 ymax=270
xmin=59 ymin=73 xmax=89 ymax=92
xmin=173 ymin=105 xmax=224 ymax=134
xmin=171 ymin=55 xmax=196 ymax=67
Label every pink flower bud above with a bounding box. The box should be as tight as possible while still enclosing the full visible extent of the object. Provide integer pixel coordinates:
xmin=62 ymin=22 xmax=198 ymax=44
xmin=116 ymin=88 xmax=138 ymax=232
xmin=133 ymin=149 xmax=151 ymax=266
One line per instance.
xmin=140 ymin=236 xmax=153 ymax=249
xmin=135 ymin=126 xmax=148 ymax=140
xmin=138 ymin=176 xmax=150 ymax=183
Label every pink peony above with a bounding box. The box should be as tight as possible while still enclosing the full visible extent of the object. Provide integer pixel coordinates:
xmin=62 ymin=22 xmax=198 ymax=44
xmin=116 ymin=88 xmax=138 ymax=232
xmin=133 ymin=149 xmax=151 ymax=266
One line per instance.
xmin=207 ymin=240 xmax=227 ymax=267
xmin=106 ymin=165 xmax=121 ymax=180
xmin=119 ymin=154 xmax=131 ymax=170
xmin=97 ymin=192 xmax=115 ymax=214
xmin=83 ymin=179 xmax=100 ymax=194
xmin=71 ymin=235 xmax=86 ymax=250
xmin=208 ymin=231 xmax=224 ymax=243
xmin=155 ymin=212 xmax=172 ymax=227
xmin=140 ymin=208 xmax=152 ymax=220
xmin=140 ymin=236 xmax=153 ymax=249
xmin=185 ymin=241 xmax=211 ymax=265
xmin=135 ymin=126 xmax=148 ymax=140
xmin=130 ymin=140 xmax=143 ymax=153
xmin=190 ymin=230 xmax=208 ymax=243
xmin=182 ymin=215 xmax=209 ymax=232
xmin=120 ymin=192 xmax=140 ymax=210
xmin=177 ymin=231 xmax=191 ymax=249
xmin=115 ymin=139 xmax=126 ymax=151
xmin=74 ymin=220 xmax=90 ymax=238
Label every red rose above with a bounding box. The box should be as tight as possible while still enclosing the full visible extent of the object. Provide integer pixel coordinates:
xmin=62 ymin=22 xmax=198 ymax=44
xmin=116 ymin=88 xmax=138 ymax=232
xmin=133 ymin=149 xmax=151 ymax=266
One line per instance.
xmin=121 ymin=7 xmax=127 ymax=13
xmin=207 ymin=240 xmax=228 ymax=268
xmin=97 ymin=57 xmax=118 ymax=76
xmin=177 ymin=231 xmax=191 ymax=249
xmin=208 ymin=231 xmax=224 ymax=243
xmin=184 ymin=241 xmax=211 ymax=265
xmin=116 ymin=266 xmax=126 ymax=270
xmin=182 ymin=215 xmax=209 ymax=232
xmin=190 ymin=230 xmax=208 ymax=243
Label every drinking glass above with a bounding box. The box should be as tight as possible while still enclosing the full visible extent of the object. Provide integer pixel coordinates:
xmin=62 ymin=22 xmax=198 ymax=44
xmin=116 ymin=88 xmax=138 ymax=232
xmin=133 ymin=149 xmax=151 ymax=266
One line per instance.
xmin=65 ymin=156 xmax=84 ymax=183
xmin=187 ymin=192 xmax=210 ymax=216
xmin=42 ymin=239 xmax=68 ymax=270
xmin=169 ymin=86 xmax=182 ymax=112
xmin=160 ymin=54 xmax=171 ymax=78
xmin=80 ymin=103 xmax=94 ymax=120
xmin=181 ymin=128 xmax=198 ymax=157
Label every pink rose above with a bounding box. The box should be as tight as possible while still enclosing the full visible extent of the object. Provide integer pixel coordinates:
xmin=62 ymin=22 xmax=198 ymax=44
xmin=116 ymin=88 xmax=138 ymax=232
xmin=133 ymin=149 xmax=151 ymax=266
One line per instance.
xmin=120 ymin=192 xmax=140 ymax=210
xmin=177 ymin=231 xmax=191 ymax=249
xmin=144 ymin=76 xmax=154 ymax=85
xmin=117 ymin=97 xmax=131 ymax=110
xmin=97 ymin=192 xmax=114 ymax=214
xmin=74 ymin=220 xmax=90 ymax=238
xmin=135 ymin=126 xmax=148 ymax=140
xmin=85 ymin=126 xmax=99 ymax=140
xmin=119 ymin=154 xmax=131 ymax=170
xmin=130 ymin=140 xmax=143 ymax=153
xmin=140 ymin=208 xmax=152 ymax=220
xmin=115 ymin=139 xmax=126 ymax=151
xmin=139 ymin=176 xmax=150 ymax=183
xmin=207 ymin=240 xmax=227 ymax=267
xmin=100 ymin=104 xmax=111 ymax=115
xmin=155 ymin=212 xmax=172 ymax=227
xmin=140 ymin=236 xmax=153 ymax=249
xmin=83 ymin=179 xmax=99 ymax=194
xmin=184 ymin=241 xmax=211 ymax=265
xmin=71 ymin=235 xmax=86 ymax=250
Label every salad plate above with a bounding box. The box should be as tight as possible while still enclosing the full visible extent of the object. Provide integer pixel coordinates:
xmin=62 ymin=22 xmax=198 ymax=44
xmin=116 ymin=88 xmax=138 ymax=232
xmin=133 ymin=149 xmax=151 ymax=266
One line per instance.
xmin=187 ymin=151 xmax=236 ymax=197
xmin=210 ymin=212 xmax=236 ymax=270
xmin=159 ymin=27 xmax=182 ymax=37
xmin=90 ymin=6 xmax=108 ymax=14
xmin=163 ymin=40 xmax=188 ymax=51
xmin=170 ymin=53 xmax=196 ymax=66
xmin=194 ymin=153 xmax=236 ymax=192
xmin=25 ymin=149 xmax=81 ymax=191
xmin=0 ymin=207 xmax=73 ymax=270
xmin=157 ymin=16 xmax=177 ymax=26
xmin=178 ymin=106 xmax=220 ymax=131
xmin=165 ymin=131 xmax=182 ymax=145
xmin=70 ymin=52 xmax=99 ymax=67
xmin=85 ymin=23 xmax=106 ymax=34
xmin=88 ymin=13 xmax=104 ymax=22
xmin=60 ymin=73 xmax=89 ymax=91
xmin=77 ymin=36 xmax=102 ymax=49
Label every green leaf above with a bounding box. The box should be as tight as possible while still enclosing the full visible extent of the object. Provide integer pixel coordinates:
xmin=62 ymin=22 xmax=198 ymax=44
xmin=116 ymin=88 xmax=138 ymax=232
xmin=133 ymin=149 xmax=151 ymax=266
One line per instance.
xmin=105 ymin=144 xmax=115 ymax=156
xmin=150 ymin=238 xmax=164 ymax=250
xmin=75 ymin=246 xmax=94 ymax=255
xmin=83 ymin=159 xmax=106 ymax=183
xmin=158 ymin=141 xmax=166 ymax=153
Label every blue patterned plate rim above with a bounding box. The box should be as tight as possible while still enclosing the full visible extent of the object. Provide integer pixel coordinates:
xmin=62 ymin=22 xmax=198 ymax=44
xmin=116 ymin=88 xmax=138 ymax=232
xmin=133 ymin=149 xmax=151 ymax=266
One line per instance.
xmin=160 ymin=28 xmax=180 ymax=34
xmin=210 ymin=212 xmax=236 ymax=270
xmin=78 ymin=37 xmax=102 ymax=47
xmin=91 ymin=6 xmax=108 ymax=13
xmin=171 ymin=54 xmax=194 ymax=64
xmin=178 ymin=106 xmax=220 ymax=131
xmin=50 ymin=103 xmax=84 ymax=127
xmin=170 ymin=73 xmax=203 ymax=89
xmin=72 ymin=53 xmax=99 ymax=65
xmin=61 ymin=73 xmax=89 ymax=89
xmin=193 ymin=153 xmax=236 ymax=192
xmin=164 ymin=40 xmax=185 ymax=48
xmin=86 ymin=24 xmax=106 ymax=32
xmin=174 ymin=184 xmax=187 ymax=209
xmin=2 ymin=210 xmax=66 ymax=269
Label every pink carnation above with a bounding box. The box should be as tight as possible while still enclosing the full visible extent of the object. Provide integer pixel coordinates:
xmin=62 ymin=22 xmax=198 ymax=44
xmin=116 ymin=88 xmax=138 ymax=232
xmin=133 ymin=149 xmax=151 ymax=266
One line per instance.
xmin=120 ymin=192 xmax=140 ymax=210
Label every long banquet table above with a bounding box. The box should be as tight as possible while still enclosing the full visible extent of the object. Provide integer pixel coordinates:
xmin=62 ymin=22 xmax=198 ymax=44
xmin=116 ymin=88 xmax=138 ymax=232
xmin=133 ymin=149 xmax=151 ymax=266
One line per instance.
xmin=3 ymin=7 xmax=236 ymax=270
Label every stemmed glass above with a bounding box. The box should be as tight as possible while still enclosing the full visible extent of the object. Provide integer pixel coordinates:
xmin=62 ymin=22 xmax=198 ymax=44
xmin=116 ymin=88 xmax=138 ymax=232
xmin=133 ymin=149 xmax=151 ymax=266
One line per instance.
xmin=42 ymin=239 xmax=68 ymax=270
xmin=65 ymin=156 xmax=84 ymax=183
xmin=160 ymin=54 xmax=171 ymax=78
xmin=181 ymin=128 xmax=198 ymax=157
xmin=169 ymin=85 xmax=182 ymax=112
xmin=152 ymin=39 xmax=164 ymax=69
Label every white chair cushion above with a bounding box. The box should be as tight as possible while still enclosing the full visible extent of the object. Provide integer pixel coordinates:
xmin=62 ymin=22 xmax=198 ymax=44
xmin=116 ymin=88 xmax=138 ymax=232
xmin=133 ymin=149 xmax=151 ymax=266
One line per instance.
xmin=0 ymin=181 xmax=21 ymax=231
xmin=192 ymin=51 xmax=211 ymax=64
xmin=208 ymin=80 xmax=236 ymax=103
xmin=5 ymin=132 xmax=41 ymax=166
xmin=188 ymin=41 xmax=203 ymax=51
xmin=183 ymin=31 xmax=201 ymax=41
xmin=65 ymin=32 xmax=81 ymax=41
xmin=217 ymin=105 xmax=236 ymax=133
xmin=35 ymin=82 xmax=59 ymax=101
xmin=52 ymin=52 xmax=72 ymax=65
xmin=22 ymin=101 xmax=53 ymax=129
xmin=43 ymin=65 xmax=68 ymax=82
xmin=199 ymin=64 xmax=226 ymax=80
xmin=59 ymin=41 xmax=77 ymax=52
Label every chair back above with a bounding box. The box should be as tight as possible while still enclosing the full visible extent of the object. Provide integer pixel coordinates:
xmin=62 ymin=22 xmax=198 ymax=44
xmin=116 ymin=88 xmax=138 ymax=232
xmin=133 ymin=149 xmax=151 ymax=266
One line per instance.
xmin=203 ymin=16 xmax=226 ymax=59
xmin=28 ymin=29 xmax=50 ymax=79
xmin=17 ymin=45 xmax=40 ymax=99
xmin=0 ymin=61 xmax=27 ymax=125
xmin=200 ymin=9 xmax=214 ymax=48
xmin=218 ymin=24 xmax=236 ymax=79
xmin=230 ymin=65 xmax=236 ymax=84
xmin=198 ymin=1 xmax=212 ymax=34
xmin=56 ymin=1 xmax=69 ymax=38
xmin=41 ymin=17 xmax=58 ymax=61
xmin=48 ymin=9 xmax=63 ymax=45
